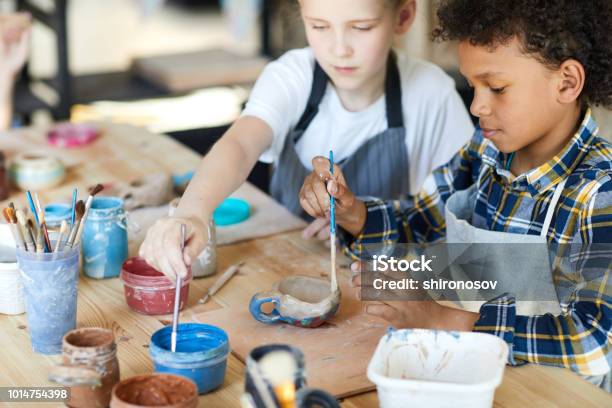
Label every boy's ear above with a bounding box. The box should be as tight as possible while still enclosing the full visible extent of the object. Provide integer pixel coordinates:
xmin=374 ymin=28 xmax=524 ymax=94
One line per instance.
xmin=395 ymin=0 xmax=416 ymax=35
xmin=556 ymin=59 xmax=585 ymax=105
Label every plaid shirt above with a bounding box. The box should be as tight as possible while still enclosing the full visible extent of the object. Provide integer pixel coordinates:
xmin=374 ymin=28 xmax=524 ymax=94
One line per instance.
xmin=344 ymin=109 xmax=611 ymax=376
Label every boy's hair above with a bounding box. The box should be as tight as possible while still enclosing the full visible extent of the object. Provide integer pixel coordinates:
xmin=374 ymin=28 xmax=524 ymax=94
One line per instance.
xmin=432 ymin=0 xmax=612 ymax=109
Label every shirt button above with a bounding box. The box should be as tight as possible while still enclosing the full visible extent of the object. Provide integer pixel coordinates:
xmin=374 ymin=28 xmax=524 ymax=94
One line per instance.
xmin=534 ymin=181 xmax=541 ymax=190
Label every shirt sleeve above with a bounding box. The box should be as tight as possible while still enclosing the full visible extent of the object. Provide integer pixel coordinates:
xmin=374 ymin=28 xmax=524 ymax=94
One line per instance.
xmin=474 ymin=180 xmax=612 ymax=376
xmin=241 ymin=49 xmax=313 ymax=163
xmin=341 ymin=130 xmax=485 ymax=259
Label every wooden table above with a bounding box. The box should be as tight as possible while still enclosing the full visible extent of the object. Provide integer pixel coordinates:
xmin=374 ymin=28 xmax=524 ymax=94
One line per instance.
xmin=0 ymin=123 xmax=609 ymax=407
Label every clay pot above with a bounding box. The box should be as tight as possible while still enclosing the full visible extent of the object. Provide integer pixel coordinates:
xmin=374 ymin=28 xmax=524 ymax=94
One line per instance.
xmin=62 ymin=328 xmax=120 ymax=408
xmin=110 ymin=374 xmax=198 ymax=408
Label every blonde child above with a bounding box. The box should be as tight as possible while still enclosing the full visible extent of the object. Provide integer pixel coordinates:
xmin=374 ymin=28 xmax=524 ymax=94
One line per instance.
xmin=140 ymin=0 xmax=473 ymax=278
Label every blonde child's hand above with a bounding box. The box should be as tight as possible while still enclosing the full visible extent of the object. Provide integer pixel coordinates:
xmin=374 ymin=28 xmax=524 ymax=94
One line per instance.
xmin=139 ymin=216 xmax=208 ymax=281
xmin=299 ymin=156 xmax=367 ymax=236
xmin=302 ymin=217 xmax=330 ymax=240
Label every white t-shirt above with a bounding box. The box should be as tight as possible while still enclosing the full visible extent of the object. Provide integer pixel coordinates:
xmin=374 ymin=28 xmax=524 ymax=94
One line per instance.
xmin=242 ymin=47 xmax=474 ymax=195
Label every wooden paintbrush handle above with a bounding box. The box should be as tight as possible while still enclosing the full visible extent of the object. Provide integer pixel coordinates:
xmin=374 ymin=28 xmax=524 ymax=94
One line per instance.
xmin=65 ymin=221 xmax=80 ymax=249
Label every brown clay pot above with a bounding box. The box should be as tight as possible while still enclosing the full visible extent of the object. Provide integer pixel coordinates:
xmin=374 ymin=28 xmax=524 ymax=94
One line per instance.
xmin=62 ymin=327 xmax=120 ymax=408
xmin=110 ymin=374 xmax=198 ymax=408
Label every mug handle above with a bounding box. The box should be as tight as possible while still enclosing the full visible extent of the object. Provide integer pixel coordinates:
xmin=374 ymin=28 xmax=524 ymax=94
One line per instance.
xmin=249 ymin=293 xmax=281 ymax=324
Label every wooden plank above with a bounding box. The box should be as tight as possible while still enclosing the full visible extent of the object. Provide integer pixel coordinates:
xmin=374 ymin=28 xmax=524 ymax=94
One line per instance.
xmin=0 ymin=124 xmax=609 ymax=407
xmin=133 ymin=49 xmax=269 ymax=92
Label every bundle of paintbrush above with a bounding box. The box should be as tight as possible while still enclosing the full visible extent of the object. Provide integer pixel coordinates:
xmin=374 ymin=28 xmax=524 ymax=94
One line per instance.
xmin=2 ymin=184 xmax=104 ymax=254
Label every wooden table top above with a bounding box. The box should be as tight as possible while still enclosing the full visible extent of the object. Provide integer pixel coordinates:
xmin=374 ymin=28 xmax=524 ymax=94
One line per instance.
xmin=0 ymin=123 xmax=609 ymax=407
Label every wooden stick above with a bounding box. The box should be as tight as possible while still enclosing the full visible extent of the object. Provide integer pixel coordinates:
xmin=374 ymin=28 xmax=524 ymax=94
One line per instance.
xmin=74 ymin=184 xmax=103 ymax=247
xmin=198 ymin=262 xmax=245 ymax=304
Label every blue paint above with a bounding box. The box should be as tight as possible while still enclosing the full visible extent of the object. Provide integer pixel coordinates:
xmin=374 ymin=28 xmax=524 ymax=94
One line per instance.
xmin=82 ymin=197 xmax=128 ymax=279
xmin=150 ymin=323 xmax=229 ymax=394
xmin=16 ymin=245 xmax=80 ymax=354
xmin=44 ymin=203 xmax=72 ymax=228
xmin=213 ymin=198 xmax=250 ymax=226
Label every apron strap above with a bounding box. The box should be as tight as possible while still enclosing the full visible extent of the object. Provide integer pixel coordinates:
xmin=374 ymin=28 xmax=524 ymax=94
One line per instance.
xmin=539 ymin=178 xmax=568 ymax=238
xmin=385 ymin=51 xmax=404 ymax=128
xmin=293 ymin=51 xmax=404 ymax=141
xmin=294 ymin=62 xmax=328 ymax=134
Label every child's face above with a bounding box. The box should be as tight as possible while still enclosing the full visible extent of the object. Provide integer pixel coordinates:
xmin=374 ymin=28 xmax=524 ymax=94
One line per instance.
xmin=300 ymin=0 xmax=403 ymax=93
xmin=458 ymin=37 xmax=568 ymax=154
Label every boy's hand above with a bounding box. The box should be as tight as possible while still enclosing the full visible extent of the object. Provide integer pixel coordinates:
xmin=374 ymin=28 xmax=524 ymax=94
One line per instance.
xmin=349 ymin=262 xmax=479 ymax=330
xmin=299 ymin=156 xmax=367 ymax=236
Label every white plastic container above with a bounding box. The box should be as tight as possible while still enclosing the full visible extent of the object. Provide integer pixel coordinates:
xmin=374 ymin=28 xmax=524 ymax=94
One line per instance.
xmin=367 ymin=329 xmax=508 ymax=408
xmin=0 ymin=224 xmax=25 ymax=315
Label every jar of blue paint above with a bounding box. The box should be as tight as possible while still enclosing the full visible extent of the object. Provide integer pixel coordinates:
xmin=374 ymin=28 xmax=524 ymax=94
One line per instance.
xmin=44 ymin=203 xmax=72 ymax=229
xmin=149 ymin=323 xmax=229 ymax=395
xmin=82 ymin=197 xmax=128 ymax=279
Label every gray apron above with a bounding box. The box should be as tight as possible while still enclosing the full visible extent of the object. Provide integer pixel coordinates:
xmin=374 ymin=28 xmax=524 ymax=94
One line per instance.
xmin=269 ymin=52 xmax=410 ymax=218
xmin=445 ymin=175 xmax=611 ymax=391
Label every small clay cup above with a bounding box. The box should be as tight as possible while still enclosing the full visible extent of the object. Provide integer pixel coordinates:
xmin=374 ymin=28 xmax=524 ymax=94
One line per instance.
xmin=110 ymin=374 xmax=198 ymax=408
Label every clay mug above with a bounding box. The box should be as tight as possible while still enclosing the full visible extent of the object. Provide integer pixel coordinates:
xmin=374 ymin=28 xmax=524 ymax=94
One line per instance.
xmin=249 ymin=275 xmax=340 ymax=328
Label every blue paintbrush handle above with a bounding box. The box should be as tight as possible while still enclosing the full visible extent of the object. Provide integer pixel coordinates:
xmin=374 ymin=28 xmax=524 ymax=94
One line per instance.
xmin=26 ymin=191 xmax=39 ymax=225
xmin=329 ymin=150 xmax=335 ymax=235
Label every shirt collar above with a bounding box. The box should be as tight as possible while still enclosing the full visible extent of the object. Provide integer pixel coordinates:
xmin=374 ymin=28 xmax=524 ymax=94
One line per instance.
xmin=480 ymin=108 xmax=599 ymax=196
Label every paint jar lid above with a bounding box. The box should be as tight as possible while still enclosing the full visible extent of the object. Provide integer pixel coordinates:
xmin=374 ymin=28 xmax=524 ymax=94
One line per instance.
xmin=213 ymin=198 xmax=250 ymax=226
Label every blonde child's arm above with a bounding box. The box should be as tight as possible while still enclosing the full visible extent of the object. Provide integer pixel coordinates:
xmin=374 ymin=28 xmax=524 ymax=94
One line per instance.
xmin=139 ymin=116 xmax=273 ymax=280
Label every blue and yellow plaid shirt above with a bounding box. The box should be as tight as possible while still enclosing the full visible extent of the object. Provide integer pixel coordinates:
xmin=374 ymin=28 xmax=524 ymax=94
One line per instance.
xmin=344 ymin=109 xmax=611 ymax=376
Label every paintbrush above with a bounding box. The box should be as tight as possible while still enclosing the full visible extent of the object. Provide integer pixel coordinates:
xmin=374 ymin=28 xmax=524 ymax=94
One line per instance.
xmin=70 ymin=188 xmax=77 ymax=226
xmin=8 ymin=203 xmax=26 ymax=250
xmin=33 ymin=193 xmax=52 ymax=252
xmin=25 ymin=190 xmax=40 ymax=225
xmin=2 ymin=207 xmax=25 ymax=250
xmin=65 ymin=201 xmax=85 ymax=249
xmin=54 ymin=220 xmax=69 ymax=253
xmin=329 ymin=150 xmax=338 ymax=293
xmin=27 ymin=219 xmax=38 ymax=253
xmin=73 ymin=184 xmax=103 ymax=247
xmin=16 ymin=209 xmax=35 ymax=252
xmin=34 ymin=225 xmax=44 ymax=253
xmin=171 ymin=223 xmax=187 ymax=353
xmin=198 ymin=261 xmax=245 ymax=304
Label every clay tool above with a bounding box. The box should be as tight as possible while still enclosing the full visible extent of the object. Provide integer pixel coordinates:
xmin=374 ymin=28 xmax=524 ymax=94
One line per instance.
xmin=74 ymin=184 xmax=103 ymax=246
xmin=65 ymin=201 xmax=85 ymax=249
xmin=70 ymin=188 xmax=77 ymax=226
xmin=329 ymin=150 xmax=338 ymax=293
xmin=54 ymin=220 xmax=69 ymax=253
xmin=16 ymin=209 xmax=35 ymax=251
xmin=171 ymin=223 xmax=187 ymax=353
xmin=198 ymin=261 xmax=244 ymax=304
xmin=2 ymin=207 xmax=25 ymax=250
